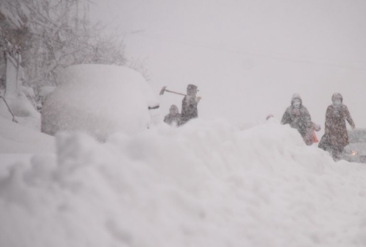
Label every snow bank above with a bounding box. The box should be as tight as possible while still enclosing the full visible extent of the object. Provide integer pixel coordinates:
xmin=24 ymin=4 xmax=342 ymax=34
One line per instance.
xmin=0 ymin=116 xmax=54 ymax=154
xmin=1 ymin=120 xmax=366 ymax=247
xmin=0 ymin=92 xmax=41 ymax=130
xmin=41 ymin=65 xmax=159 ymax=140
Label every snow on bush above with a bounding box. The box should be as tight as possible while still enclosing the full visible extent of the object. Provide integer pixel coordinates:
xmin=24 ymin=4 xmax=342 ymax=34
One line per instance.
xmin=1 ymin=120 xmax=366 ymax=247
xmin=0 ymin=91 xmax=41 ymax=130
xmin=37 ymin=86 xmax=55 ymax=105
xmin=41 ymin=65 xmax=159 ymax=140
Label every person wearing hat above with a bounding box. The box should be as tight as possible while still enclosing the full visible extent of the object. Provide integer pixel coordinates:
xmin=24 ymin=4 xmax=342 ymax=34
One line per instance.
xmin=179 ymin=84 xmax=201 ymax=125
xmin=164 ymin=104 xmax=181 ymax=126
xmin=281 ymin=93 xmax=314 ymax=145
xmin=323 ymin=93 xmax=355 ymax=161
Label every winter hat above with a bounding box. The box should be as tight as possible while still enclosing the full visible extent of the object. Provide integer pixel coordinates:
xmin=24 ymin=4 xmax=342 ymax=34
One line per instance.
xmin=187 ymin=84 xmax=198 ymax=94
xmin=332 ymin=93 xmax=343 ymax=103
xmin=170 ymin=104 xmax=179 ymax=112
xmin=291 ymin=93 xmax=302 ymax=106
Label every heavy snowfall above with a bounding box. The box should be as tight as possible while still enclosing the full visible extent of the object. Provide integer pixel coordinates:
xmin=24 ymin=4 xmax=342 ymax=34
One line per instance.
xmin=1 ymin=0 xmax=366 ymax=247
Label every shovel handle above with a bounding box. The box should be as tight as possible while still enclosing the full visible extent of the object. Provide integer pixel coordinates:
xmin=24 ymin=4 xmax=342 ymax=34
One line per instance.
xmin=160 ymin=87 xmax=202 ymax=100
xmin=165 ymin=89 xmax=187 ymax=96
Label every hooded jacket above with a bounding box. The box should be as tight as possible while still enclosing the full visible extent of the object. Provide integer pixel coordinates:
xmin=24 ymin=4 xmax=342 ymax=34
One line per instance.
xmin=324 ymin=93 xmax=355 ymax=147
xmin=164 ymin=105 xmax=181 ymax=126
xmin=281 ymin=94 xmax=313 ymax=144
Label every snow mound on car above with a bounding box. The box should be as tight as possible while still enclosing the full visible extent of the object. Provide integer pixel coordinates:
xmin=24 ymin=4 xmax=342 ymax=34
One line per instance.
xmin=41 ymin=64 xmax=158 ymax=140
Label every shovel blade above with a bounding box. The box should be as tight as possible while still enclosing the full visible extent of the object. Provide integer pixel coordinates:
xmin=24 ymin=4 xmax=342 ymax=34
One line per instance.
xmin=159 ymin=86 xmax=167 ymax=95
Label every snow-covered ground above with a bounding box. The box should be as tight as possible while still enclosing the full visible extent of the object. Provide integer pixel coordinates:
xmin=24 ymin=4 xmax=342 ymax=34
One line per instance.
xmin=1 ymin=1 xmax=366 ymax=246
xmin=0 ymin=117 xmax=54 ymax=154
xmin=1 ymin=117 xmax=366 ymax=247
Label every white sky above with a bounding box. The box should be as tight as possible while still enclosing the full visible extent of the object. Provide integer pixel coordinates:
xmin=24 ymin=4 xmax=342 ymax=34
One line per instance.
xmin=90 ymin=0 xmax=366 ymax=128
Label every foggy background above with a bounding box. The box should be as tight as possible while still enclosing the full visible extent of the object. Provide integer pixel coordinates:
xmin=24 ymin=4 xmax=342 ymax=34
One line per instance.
xmin=90 ymin=0 xmax=366 ymax=128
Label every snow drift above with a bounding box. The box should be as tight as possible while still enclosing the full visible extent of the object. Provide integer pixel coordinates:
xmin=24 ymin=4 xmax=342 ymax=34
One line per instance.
xmin=0 ymin=89 xmax=41 ymax=131
xmin=41 ymin=65 xmax=159 ymax=140
xmin=1 ymin=120 xmax=366 ymax=247
xmin=0 ymin=116 xmax=54 ymax=154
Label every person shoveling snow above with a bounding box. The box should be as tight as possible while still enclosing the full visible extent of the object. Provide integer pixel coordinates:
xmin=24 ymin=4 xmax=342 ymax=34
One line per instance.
xmin=160 ymin=84 xmax=202 ymax=126
xmin=180 ymin=84 xmax=201 ymax=125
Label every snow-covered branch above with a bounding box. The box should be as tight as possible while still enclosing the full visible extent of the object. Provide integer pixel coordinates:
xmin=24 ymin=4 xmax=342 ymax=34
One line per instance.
xmin=1 ymin=0 xmax=131 ymax=89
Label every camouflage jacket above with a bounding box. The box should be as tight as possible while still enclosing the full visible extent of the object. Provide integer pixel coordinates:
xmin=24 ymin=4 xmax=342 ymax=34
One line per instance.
xmin=180 ymin=96 xmax=198 ymax=125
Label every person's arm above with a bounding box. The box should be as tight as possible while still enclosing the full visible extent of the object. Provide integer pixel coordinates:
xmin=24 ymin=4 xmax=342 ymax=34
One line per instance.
xmin=344 ymin=105 xmax=356 ymax=129
xmin=302 ymin=107 xmax=313 ymax=129
xmin=181 ymin=97 xmax=187 ymax=115
xmin=324 ymin=106 xmax=332 ymax=134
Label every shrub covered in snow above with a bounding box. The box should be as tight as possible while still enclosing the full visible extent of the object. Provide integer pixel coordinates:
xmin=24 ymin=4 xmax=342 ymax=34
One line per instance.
xmin=41 ymin=65 xmax=159 ymax=140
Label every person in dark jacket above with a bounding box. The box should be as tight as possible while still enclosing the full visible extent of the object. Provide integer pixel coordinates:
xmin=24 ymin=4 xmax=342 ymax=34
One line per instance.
xmin=324 ymin=93 xmax=355 ymax=161
xmin=164 ymin=104 xmax=181 ymax=126
xmin=281 ymin=94 xmax=314 ymax=145
xmin=180 ymin=84 xmax=201 ymax=125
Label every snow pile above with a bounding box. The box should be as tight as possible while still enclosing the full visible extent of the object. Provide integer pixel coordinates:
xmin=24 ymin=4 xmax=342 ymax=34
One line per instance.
xmin=0 ymin=90 xmax=41 ymax=131
xmin=41 ymin=65 xmax=159 ymax=140
xmin=0 ymin=116 xmax=54 ymax=154
xmin=1 ymin=120 xmax=366 ymax=247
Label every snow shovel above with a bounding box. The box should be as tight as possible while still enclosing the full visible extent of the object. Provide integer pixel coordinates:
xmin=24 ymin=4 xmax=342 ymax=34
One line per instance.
xmin=159 ymin=86 xmax=202 ymax=100
xmin=159 ymin=86 xmax=187 ymax=96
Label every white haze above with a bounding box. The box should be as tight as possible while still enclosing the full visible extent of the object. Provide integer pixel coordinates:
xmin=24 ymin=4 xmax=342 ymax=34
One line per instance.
xmin=90 ymin=0 xmax=366 ymax=128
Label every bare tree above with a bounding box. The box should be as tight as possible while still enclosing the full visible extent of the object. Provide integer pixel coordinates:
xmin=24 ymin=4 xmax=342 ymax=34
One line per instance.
xmin=0 ymin=0 xmax=135 ymax=89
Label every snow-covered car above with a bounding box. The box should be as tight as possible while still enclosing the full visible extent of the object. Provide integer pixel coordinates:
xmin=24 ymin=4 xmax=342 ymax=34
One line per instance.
xmin=342 ymin=129 xmax=366 ymax=163
xmin=41 ymin=64 xmax=159 ymax=140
